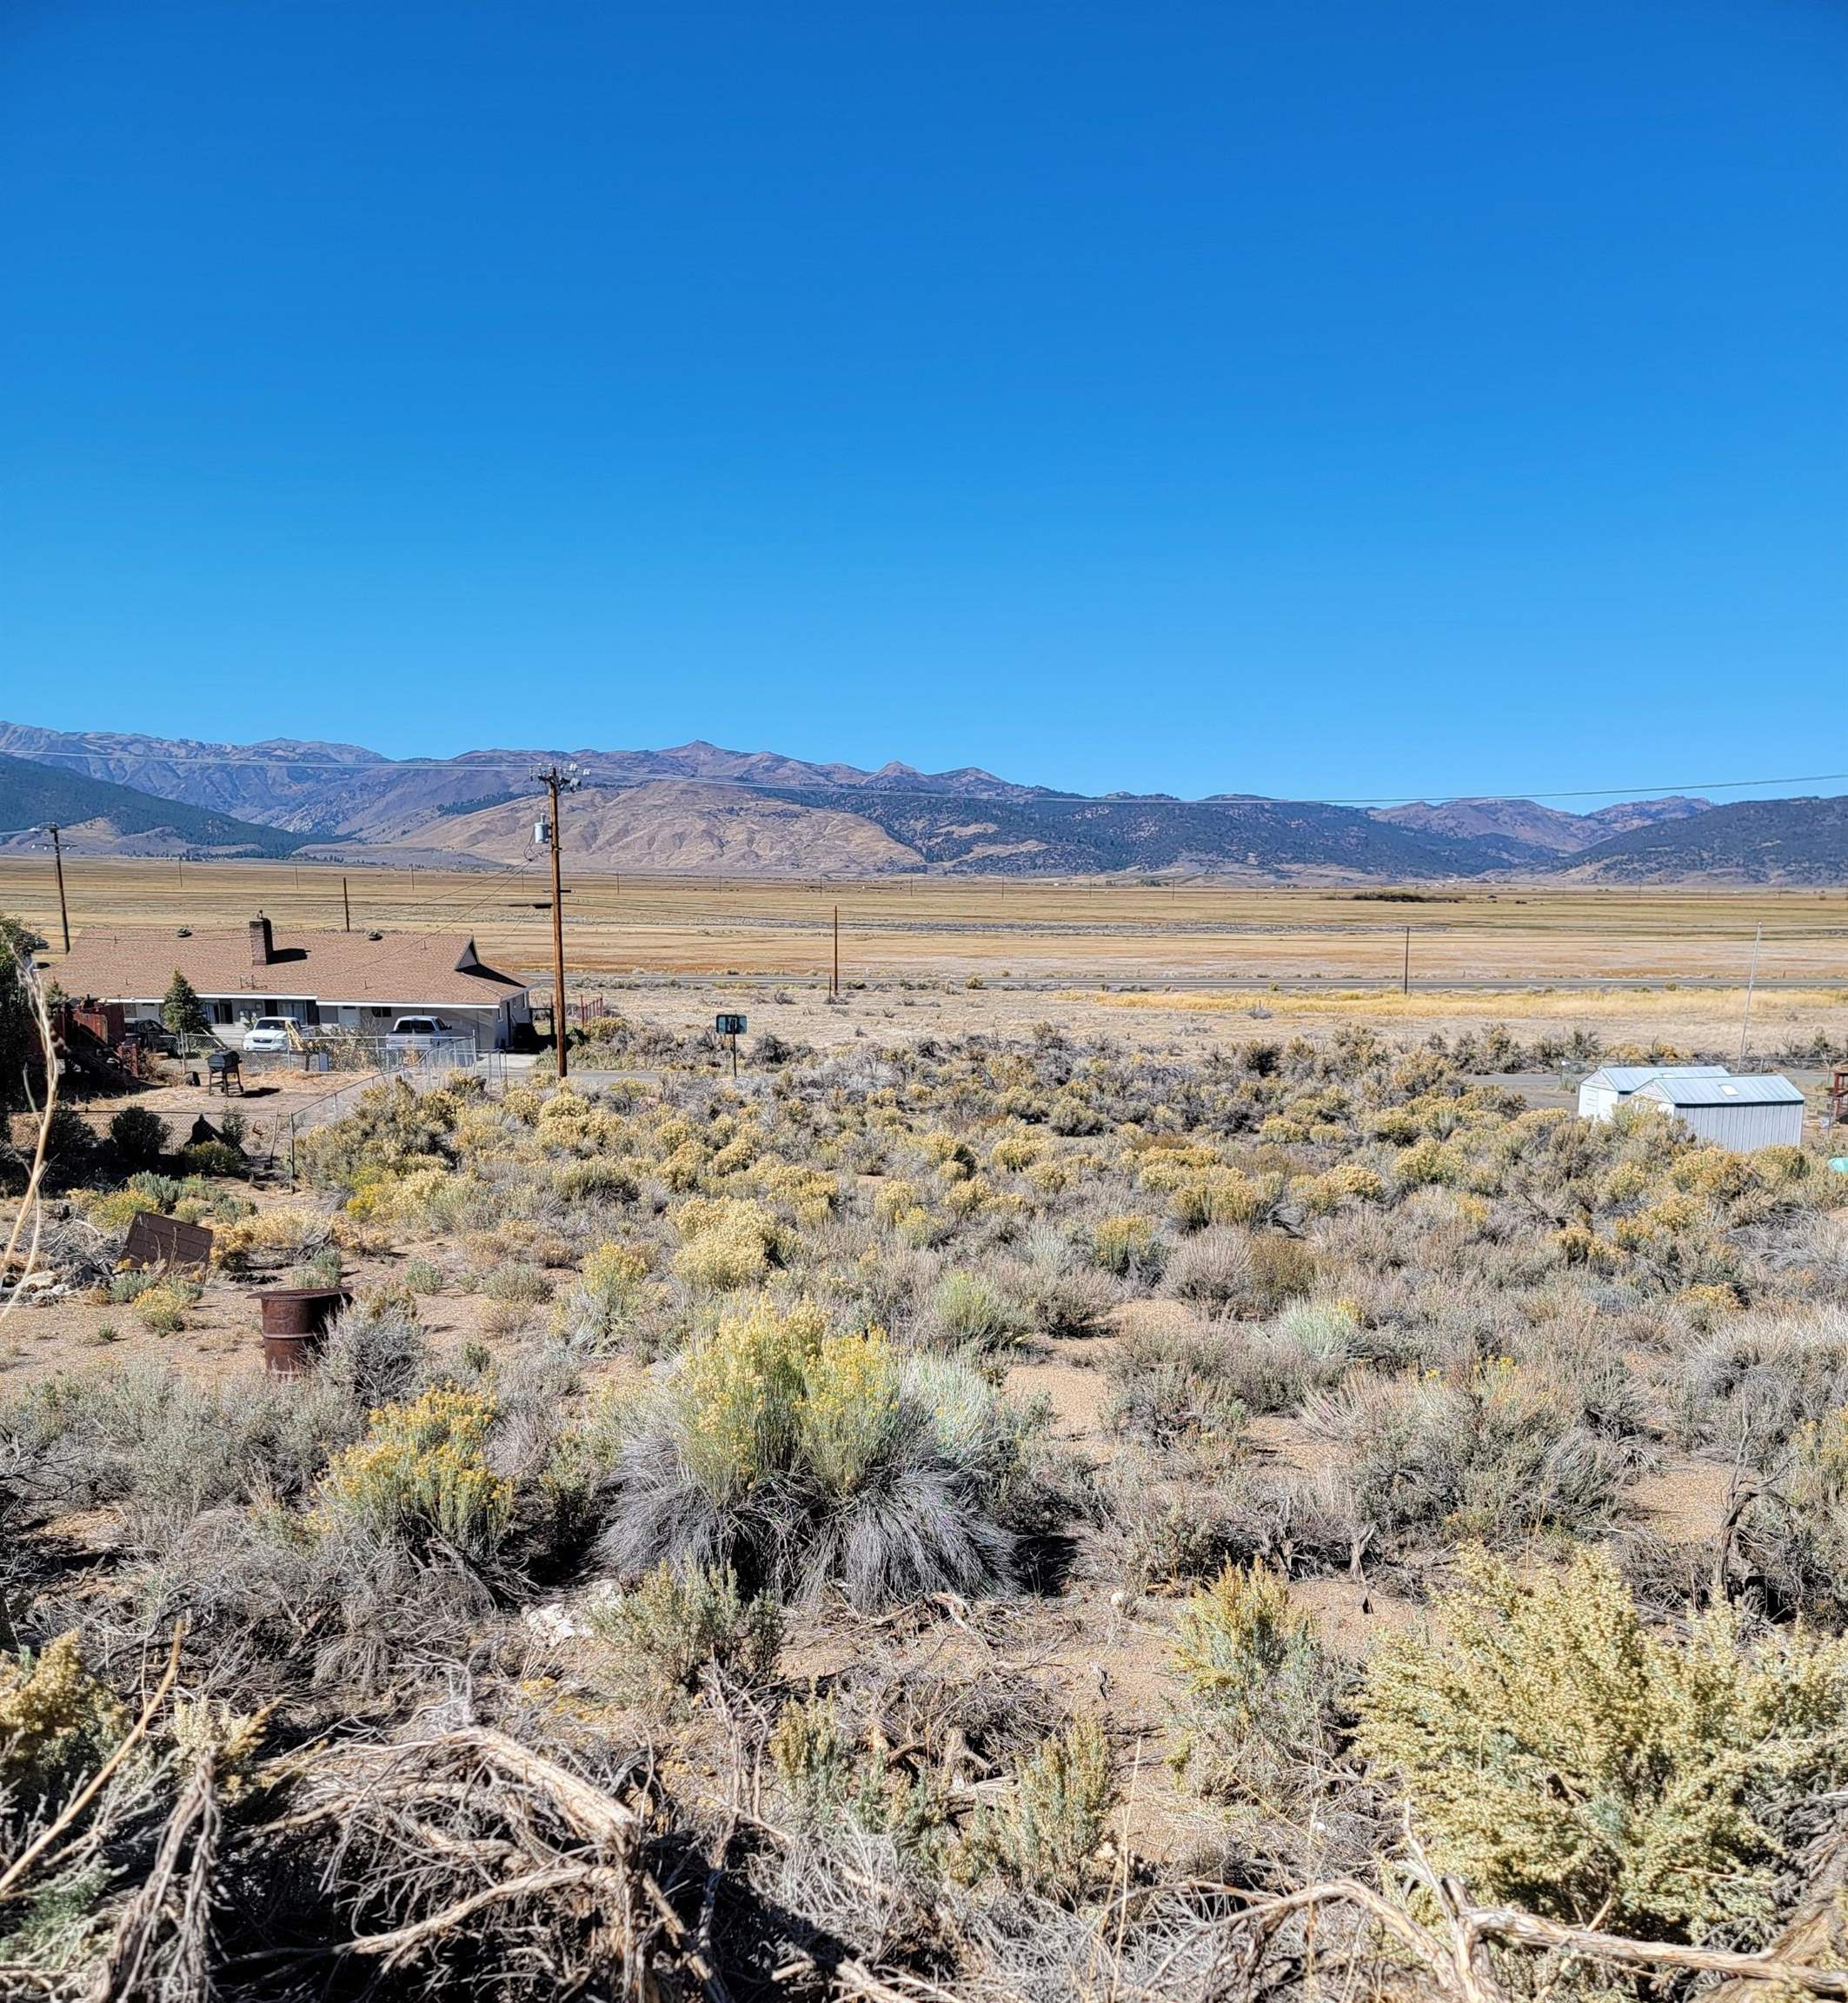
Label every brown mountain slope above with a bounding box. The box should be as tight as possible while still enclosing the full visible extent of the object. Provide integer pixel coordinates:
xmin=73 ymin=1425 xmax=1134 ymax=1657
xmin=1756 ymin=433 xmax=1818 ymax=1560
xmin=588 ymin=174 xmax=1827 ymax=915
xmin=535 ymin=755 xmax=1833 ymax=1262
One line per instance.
xmin=423 ymin=780 xmax=924 ymax=875
xmin=1374 ymin=794 xmax=1712 ymax=855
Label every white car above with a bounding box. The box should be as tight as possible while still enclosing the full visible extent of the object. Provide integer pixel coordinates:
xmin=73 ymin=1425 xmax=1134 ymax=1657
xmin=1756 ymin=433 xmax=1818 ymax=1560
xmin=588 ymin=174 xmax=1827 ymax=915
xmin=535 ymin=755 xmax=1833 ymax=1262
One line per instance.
xmin=243 ymin=1016 xmax=297 ymax=1054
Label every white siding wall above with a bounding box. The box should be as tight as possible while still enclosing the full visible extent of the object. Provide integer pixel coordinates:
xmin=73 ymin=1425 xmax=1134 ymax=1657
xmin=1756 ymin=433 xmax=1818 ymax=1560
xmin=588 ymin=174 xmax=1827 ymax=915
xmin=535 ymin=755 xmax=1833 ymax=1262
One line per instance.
xmin=1673 ymin=1101 xmax=1805 ymax=1152
xmin=1579 ymin=1083 xmax=1618 ymax=1121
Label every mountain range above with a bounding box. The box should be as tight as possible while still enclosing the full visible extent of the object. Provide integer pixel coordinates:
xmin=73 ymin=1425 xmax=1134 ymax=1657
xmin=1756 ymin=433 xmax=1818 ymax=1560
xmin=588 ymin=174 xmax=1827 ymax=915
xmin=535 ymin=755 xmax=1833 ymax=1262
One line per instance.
xmin=0 ymin=751 xmax=306 ymax=859
xmin=0 ymin=721 xmax=1842 ymax=883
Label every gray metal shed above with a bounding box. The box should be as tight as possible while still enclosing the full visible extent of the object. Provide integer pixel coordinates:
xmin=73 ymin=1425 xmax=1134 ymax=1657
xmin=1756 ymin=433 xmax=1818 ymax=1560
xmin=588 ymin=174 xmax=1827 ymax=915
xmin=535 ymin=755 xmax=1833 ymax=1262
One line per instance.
xmin=1632 ymin=1073 xmax=1806 ymax=1151
xmin=1577 ymin=1065 xmax=1732 ymax=1121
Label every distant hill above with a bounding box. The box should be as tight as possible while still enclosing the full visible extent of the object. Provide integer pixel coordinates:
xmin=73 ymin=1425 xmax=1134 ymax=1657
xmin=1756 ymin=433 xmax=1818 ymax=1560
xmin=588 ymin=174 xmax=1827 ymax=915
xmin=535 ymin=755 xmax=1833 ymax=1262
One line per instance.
xmin=0 ymin=719 xmax=1814 ymax=882
xmin=1373 ymin=794 xmax=1711 ymax=857
xmin=0 ymin=752 xmax=307 ymax=857
xmin=428 ymin=779 xmax=922 ymax=874
xmin=761 ymin=786 xmax=1491 ymax=877
xmin=1560 ymin=795 xmax=1848 ymax=884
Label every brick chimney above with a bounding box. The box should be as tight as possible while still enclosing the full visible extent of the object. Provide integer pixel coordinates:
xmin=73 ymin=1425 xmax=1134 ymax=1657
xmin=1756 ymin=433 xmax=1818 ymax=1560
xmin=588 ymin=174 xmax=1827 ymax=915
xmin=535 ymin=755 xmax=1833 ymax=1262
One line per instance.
xmin=249 ymin=914 xmax=274 ymax=967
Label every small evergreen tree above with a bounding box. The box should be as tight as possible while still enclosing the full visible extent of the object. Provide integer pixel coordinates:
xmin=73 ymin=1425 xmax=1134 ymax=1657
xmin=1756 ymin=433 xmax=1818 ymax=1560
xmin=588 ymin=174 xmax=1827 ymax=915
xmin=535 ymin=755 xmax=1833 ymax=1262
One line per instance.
xmin=161 ymin=969 xmax=209 ymax=1043
xmin=0 ymin=915 xmax=49 ymax=1116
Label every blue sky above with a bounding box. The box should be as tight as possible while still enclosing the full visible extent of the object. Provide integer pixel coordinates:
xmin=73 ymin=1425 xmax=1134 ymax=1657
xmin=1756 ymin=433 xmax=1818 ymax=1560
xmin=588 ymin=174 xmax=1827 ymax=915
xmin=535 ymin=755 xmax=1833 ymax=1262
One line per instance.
xmin=2 ymin=0 xmax=1843 ymax=803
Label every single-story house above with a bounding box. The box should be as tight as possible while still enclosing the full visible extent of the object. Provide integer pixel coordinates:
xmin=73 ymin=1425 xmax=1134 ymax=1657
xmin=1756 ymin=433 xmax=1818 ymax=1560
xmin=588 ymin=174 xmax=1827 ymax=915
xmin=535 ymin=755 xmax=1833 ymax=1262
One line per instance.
xmin=52 ymin=915 xmax=533 ymax=1055
xmin=1577 ymin=1065 xmax=1732 ymax=1121
xmin=1632 ymin=1072 xmax=1806 ymax=1152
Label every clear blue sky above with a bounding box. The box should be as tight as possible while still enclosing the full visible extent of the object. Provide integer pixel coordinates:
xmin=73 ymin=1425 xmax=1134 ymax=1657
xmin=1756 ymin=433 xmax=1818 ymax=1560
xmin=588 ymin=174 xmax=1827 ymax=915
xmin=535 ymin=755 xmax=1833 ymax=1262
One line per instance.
xmin=2 ymin=1 xmax=1843 ymax=803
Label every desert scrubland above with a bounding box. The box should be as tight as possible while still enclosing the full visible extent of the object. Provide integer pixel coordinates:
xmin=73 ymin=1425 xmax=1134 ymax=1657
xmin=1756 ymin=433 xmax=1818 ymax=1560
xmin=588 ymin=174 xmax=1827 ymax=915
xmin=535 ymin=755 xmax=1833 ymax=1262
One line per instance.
xmin=3 ymin=863 xmax=1848 ymax=1998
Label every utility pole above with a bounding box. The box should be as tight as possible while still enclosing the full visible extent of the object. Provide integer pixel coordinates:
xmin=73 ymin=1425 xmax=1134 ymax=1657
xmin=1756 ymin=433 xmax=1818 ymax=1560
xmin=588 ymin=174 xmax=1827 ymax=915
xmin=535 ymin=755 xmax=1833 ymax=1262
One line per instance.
xmin=832 ymin=905 xmax=840 ymax=998
xmin=535 ymin=765 xmax=580 ymax=1081
xmin=45 ymin=824 xmax=70 ymax=954
xmin=1402 ymin=926 xmax=1410 ymax=997
xmin=342 ymin=876 xmax=351 ymax=933
xmin=1738 ymin=922 xmax=1763 ymax=1068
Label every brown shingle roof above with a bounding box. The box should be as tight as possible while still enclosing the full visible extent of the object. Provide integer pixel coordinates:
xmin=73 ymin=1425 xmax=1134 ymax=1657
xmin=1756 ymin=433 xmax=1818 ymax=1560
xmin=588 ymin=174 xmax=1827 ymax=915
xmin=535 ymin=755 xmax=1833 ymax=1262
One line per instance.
xmin=51 ymin=926 xmax=528 ymax=1009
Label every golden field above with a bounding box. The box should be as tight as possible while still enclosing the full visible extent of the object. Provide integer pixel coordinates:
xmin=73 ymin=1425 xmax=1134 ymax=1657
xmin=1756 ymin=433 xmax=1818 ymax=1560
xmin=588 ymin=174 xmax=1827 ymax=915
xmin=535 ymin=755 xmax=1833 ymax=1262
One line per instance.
xmin=4 ymin=856 xmax=1847 ymax=988
xmin=4 ymin=856 xmax=1846 ymax=1056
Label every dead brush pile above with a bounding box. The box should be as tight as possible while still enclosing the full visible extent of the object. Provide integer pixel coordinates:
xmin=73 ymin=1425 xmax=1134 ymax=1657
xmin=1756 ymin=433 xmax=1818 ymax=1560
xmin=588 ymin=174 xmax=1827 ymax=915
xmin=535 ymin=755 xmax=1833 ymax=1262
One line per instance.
xmin=7 ymin=1014 xmax=1848 ymax=1998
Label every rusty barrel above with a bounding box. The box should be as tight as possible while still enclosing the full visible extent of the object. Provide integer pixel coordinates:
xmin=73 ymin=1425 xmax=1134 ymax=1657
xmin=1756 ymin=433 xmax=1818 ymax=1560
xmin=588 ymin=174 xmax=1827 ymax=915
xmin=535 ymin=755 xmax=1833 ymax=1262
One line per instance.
xmin=258 ymin=1286 xmax=350 ymax=1376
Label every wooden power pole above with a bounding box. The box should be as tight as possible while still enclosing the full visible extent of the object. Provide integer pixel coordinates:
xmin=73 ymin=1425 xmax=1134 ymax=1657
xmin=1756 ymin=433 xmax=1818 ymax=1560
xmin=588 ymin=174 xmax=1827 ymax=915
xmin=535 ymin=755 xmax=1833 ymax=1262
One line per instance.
xmin=46 ymin=823 xmax=70 ymax=954
xmin=832 ymin=905 xmax=840 ymax=998
xmin=535 ymin=765 xmax=580 ymax=1080
xmin=1738 ymin=922 xmax=1763 ymax=1067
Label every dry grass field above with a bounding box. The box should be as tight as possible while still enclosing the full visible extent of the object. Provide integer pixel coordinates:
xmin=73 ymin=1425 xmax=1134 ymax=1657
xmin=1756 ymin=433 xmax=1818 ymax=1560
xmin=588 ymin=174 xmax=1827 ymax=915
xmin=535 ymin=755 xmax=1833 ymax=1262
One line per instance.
xmin=5 ymin=854 xmax=1848 ymax=987
xmin=6 ymin=854 xmax=1845 ymax=1060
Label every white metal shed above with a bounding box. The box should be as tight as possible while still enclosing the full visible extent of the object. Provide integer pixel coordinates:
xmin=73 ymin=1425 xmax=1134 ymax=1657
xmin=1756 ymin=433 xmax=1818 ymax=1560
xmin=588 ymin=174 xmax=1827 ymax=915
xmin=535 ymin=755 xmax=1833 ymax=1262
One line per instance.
xmin=1632 ymin=1074 xmax=1806 ymax=1152
xmin=1577 ymin=1065 xmax=1732 ymax=1121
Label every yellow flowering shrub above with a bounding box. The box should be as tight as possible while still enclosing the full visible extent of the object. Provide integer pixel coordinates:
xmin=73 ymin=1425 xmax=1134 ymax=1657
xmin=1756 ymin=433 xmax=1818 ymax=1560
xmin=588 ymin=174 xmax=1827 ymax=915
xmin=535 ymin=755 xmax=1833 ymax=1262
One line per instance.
xmin=319 ymin=1386 xmax=513 ymax=1560
xmin=131 ymin=1280 xmax=196 ymax=1334
xmin=1092 ymin=1213 xmax=1158 ymax=1274
xmin=874 ymin=1179 xmax=921 ymax=1227
xmin=672 ymin=1200 xmax=781 ymax=1292
xmin=214 ymin=1205 xmax=329 ymax=1271
xmin=81 ymin=1187 xmax=162 ymax=1232
xmin=990 ymin=1133 xmax=1044 ymax=1172
xmin=796 ymin=1328 xmax=901 ymax=1496
xmin=675 ymin=1298 xmax=826 ymax=1501
xmin=0 ymin=1633 xmax=126 ymax=1806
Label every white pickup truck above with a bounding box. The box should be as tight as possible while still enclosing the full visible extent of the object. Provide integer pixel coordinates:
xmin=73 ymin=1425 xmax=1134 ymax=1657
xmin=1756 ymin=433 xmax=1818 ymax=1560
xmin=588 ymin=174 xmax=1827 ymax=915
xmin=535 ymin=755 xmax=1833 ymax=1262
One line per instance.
xmin=384 ymin=1015 xmax=445 ymax=1056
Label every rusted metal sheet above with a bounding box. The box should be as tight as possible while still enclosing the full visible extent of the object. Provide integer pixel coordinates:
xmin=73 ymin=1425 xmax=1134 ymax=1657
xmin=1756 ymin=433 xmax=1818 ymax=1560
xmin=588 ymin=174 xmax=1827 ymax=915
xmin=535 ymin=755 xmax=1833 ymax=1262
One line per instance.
xmin=122 ymin=1213 xmax=215 ymax=1274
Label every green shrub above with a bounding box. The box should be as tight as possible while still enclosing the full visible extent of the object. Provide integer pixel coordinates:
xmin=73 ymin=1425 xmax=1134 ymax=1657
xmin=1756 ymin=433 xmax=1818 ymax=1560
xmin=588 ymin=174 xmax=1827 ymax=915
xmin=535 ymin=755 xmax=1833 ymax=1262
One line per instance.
xmin=590 ymin=1561 xmax=781 ymax=1700
xmin=176 ymin=1141 xmax=247 ymax=1179
xmin=1358 ymin=1545 xmax=1848 ymax=1941
xmin=107 ymin=1106 xmax=167 ymax=1167
xmin=960 ymin=1714 xmax=1116 ymax=1904
xmin=480 ymin=1260 xmax=553 ymax=1306
xmin=1172 ymin=1563 xmax=1340 ymax=1803
xmin=287 ymin=1246 xmax=344 ymax=1288
xmin=931 ymin=1268 xmax=1024 ymax=1351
